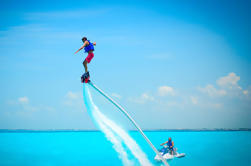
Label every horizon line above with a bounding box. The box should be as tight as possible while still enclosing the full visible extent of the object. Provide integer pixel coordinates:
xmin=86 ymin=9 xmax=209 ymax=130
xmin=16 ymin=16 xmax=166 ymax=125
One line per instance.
xmin=0 ymin=128 xmax=250 ymax=132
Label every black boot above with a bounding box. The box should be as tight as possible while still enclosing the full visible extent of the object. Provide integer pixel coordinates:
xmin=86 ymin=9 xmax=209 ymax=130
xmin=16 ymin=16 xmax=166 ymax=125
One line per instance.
xmin=86 ymin=71 xmax=90 ymax=77
xmin=81 ymin=74 xmax=85 ymax=83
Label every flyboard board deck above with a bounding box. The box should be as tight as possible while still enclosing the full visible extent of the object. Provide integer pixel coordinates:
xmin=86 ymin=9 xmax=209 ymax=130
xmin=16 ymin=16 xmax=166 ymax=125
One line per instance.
xmin=81 ymin=72 xmax=90 ymax=83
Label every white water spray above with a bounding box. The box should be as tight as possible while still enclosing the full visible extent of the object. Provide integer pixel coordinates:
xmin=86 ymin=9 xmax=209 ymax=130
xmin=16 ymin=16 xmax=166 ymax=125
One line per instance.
xmin=83 ymin=84 xmax=153 ymax=166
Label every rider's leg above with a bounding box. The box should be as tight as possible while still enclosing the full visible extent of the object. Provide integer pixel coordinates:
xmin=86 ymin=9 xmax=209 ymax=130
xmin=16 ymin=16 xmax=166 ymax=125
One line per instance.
xmin=83 ymin=60 xmax=88 ymax=73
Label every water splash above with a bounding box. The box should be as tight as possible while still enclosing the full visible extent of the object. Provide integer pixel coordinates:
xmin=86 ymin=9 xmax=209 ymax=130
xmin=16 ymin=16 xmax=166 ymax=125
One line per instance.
xmin=83 ymin=84 xmax=153 ymax=166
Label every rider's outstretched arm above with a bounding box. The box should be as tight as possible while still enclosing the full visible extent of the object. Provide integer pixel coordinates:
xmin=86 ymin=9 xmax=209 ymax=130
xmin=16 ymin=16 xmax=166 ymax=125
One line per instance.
xmin=74 ymin=44 xmax=84 ymax=54
xmin=74 ymin=41 xmax=89 ymax=54
xmin=160 ymin=141 xmax=168 ymax=146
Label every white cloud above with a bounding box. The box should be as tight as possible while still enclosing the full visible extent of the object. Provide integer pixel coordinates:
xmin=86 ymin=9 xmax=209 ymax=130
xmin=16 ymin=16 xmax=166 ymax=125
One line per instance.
xmin=66 ymin=91 xmax=79 ymax=100
xmin=190 ymin=96 xmax=198 ymax=105
xmin=242 ymin=86 xmax=251 ymax=100
xmin=129 ymin=93 xmax=154 ymax=104
xmin=6 ymin=96 xmax=41 ymax=113
xmin=18 ymin=96 xmax=47 ymax=112
xmin=158 ymin=86 xmax=175 ymax=96
xmin=198 ymin=72 xmax=249 ymax=98
xmin=188 ymin=95 xmax=223 ymax=109
xmin=217 ymin=72 xmax=241 ymax=90
xmin=216 ymin=73 xmax=250 ymax=97
xmin=18 ymin=96 xmax=29 ymax=104
xmin=198 ymin=84 xmax=226 ymax=97
xmin=63 ymin=91 xmax=82 ymax=108
xmin=111 ymin=93 xmax=122 ymax=99
xmin=141 ymin=93 xmax=154 ymax=101
xmin=243 ymin=90 xmax=248 ymax=95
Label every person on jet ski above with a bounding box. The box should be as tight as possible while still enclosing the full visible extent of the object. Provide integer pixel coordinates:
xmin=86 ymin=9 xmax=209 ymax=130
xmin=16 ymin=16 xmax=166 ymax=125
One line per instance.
xmin=160 ymin=137 xmax=175 ymax=155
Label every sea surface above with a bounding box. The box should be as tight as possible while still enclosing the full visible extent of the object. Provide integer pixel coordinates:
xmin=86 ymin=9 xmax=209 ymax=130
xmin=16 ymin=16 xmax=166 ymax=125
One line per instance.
xmin=0 ymin=131 xmax=250 ymax=166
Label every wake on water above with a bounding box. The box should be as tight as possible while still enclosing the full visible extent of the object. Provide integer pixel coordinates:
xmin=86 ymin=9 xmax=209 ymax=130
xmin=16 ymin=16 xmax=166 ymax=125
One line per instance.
xmin=83 ymin=83 xmax=153 ymax=166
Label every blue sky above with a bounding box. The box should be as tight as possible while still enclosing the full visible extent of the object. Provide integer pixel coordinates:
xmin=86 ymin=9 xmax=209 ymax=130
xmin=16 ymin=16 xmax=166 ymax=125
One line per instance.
xmin=0 ymin=0 xmax=250 ymax=129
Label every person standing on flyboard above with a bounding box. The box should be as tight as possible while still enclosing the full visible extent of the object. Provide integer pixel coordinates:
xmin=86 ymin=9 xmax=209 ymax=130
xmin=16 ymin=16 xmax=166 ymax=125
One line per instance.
xmin=74 ymin=37 xmax=96 ymax=83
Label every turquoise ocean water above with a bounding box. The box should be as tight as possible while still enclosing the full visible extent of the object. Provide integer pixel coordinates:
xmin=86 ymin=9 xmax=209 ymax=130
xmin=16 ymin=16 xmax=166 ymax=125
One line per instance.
xmin=0 ymin=131 xmax=250 ymax=166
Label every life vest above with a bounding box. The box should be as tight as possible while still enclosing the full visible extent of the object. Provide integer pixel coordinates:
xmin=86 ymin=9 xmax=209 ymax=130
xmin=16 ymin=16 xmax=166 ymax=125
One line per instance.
xmin=84 ymin=40 xmax=94 ymax=53
xmin=167 ymin=140 xmax=173 ymax=147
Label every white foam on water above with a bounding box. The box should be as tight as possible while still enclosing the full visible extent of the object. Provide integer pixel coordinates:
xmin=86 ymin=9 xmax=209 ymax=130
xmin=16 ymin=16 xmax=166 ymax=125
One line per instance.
xmin=83 ymin=84 xmax=153 ymax=166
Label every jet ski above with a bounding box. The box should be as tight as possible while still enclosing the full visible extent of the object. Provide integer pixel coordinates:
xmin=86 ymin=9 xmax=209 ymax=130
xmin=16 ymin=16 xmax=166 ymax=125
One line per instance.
xmin=154 ymin=145 xmax=185 ymax=161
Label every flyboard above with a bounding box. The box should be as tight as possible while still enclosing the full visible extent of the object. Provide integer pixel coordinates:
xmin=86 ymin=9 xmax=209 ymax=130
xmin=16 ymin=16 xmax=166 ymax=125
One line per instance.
xmin=82 ymin=76 xmax=169 ymax=166
xmin=81 ymin=72 xmax=90 ymax=83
